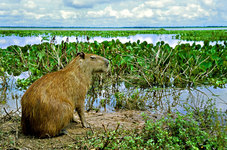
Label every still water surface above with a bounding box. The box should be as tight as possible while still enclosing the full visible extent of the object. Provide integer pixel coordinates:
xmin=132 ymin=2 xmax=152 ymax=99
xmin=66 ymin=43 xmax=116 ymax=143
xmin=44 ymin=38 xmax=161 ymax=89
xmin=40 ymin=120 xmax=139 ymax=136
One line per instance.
xmin=0 ymin=72 xmax=226 ymax=115
xmin=0 ymin=34 xmax=224 ymax=49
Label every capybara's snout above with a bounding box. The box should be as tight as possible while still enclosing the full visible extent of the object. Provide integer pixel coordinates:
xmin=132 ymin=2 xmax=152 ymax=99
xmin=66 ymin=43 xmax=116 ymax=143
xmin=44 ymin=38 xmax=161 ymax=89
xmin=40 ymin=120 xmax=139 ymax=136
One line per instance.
xmin=105 ymin=59 xmax=110 ymax=67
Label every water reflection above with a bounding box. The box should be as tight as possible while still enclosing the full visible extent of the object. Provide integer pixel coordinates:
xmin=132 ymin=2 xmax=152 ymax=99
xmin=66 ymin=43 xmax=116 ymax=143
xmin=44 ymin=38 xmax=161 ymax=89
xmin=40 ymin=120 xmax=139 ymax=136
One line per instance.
xmin=0 ymin=72 xmax=29 ymax=115
xmin=0 ymin=34 xmax=224 ymax=49
xmin=0 ymin=35 xmax=43 ymax=49
xmin=85 ymin=81 xmax=226 ymax=114
xmin=1 ymin=76 xmax=226 ymax=116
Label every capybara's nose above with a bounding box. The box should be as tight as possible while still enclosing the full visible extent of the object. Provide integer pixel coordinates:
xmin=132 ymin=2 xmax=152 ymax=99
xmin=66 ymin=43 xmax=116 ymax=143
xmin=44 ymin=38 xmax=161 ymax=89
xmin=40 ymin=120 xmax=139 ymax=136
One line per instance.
xmin=105 ymin=59 xmax=109 ymax=67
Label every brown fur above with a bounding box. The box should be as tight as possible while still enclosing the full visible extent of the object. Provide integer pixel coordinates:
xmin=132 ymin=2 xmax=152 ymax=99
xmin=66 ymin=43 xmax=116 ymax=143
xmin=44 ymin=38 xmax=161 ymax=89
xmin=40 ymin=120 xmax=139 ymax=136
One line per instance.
xmin=21 ymin=53 xmax=109 ymax=138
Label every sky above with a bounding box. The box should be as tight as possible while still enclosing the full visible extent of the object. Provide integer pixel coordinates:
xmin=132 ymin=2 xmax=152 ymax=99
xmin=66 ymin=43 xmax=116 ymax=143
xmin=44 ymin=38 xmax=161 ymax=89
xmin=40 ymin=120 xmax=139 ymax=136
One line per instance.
xmin=0 ymin=0 xmax=226 ymax=27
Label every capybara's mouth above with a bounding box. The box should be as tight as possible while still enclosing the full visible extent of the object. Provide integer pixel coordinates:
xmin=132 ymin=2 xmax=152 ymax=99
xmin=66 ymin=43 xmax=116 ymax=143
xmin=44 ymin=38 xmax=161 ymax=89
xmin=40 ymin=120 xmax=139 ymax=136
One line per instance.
xmin=94 ymin=67 xmax=109 ymax=73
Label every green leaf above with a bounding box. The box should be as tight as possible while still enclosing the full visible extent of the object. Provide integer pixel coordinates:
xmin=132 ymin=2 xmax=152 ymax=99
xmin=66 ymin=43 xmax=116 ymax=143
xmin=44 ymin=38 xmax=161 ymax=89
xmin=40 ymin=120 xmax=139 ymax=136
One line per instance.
xmin=200 ymin=61 xmax=212 ymax=70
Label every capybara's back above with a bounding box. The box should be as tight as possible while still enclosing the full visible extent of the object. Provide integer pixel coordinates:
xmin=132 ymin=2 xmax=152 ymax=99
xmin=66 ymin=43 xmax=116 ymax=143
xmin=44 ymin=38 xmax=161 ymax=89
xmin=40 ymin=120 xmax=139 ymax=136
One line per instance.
xmin=21 ymin=52 xmax=109 ymax=138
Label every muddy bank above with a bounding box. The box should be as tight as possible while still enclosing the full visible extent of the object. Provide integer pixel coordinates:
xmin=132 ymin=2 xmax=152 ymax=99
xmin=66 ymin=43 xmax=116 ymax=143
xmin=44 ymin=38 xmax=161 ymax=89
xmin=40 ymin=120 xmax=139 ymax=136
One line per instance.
xmin=0 ymin=110 xmax=160 ymax=149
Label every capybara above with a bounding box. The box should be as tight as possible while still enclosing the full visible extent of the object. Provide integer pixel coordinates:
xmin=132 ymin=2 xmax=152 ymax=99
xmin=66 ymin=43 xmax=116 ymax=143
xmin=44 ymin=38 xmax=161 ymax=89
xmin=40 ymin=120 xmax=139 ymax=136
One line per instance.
xmin=21 ymin=52 xmax=109 ymax=138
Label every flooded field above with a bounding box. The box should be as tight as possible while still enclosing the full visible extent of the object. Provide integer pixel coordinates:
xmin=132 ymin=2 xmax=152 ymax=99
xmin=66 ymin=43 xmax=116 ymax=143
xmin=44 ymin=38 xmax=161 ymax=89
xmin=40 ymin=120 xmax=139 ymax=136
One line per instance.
xmin=0 ymin=72 xmax=226 ymax=116
xmin=0 ymin=31 xmax=227 ymax=115
xmin=0 ymin=34 xmax=224 ymax=49
xmin=0 ymin=29 xmax=226 ymax=149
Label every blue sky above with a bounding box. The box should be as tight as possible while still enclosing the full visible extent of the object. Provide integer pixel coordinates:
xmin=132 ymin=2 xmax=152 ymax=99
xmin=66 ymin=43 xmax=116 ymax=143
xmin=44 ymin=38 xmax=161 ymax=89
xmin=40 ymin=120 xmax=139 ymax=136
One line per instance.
xmin=0 ymin=0 xmax=226 ymax=27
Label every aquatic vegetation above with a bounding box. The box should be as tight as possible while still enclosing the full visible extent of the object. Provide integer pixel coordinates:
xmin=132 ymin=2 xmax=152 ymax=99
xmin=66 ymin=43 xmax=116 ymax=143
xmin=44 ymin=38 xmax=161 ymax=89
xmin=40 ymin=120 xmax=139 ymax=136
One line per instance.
xmin=0 ymin=39 xmax=226 ymax=89
xmin=0 ymin=29 xmax=226 ymax=41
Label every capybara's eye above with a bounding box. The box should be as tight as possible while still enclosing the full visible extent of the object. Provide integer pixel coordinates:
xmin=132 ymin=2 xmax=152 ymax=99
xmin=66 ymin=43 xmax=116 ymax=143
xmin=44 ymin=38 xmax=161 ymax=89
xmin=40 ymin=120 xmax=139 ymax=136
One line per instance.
xmin=90 ymin=56 xmax=96 ymax=60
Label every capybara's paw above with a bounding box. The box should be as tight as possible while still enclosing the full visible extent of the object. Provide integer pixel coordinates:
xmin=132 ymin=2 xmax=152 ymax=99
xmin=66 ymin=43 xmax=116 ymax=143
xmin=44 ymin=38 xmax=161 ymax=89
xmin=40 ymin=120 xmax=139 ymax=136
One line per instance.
xmin=72 ymin=114 xmax=80 ymax=123
xmin=72 ymin=119 xmax=80 ymax=124
xmin=82 ymin=122 xmax=90 ymax=128
xmin=58 ymin=129 xmax=68 ymax=136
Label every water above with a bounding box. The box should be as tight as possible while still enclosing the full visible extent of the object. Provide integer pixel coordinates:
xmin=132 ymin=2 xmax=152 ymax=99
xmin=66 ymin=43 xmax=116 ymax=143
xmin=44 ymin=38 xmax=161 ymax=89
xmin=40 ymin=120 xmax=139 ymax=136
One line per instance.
xmin=0 ymin=72 xmax=29 ymax=114
xmin=0 ymin=72 xmax=226 ymax=115
xmin=0 ymin=35 xmax=43 ymax=49
xmin=89 ymin=82 xmax=227 ymax=113
xmin=0 ymin=34 xmax=224 ymax=49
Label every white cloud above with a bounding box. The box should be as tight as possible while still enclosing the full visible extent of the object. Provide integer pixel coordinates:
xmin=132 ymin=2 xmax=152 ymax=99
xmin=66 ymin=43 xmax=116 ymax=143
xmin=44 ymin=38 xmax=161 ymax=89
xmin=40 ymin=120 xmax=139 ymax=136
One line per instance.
xmin=202 ymin=0 xmax=214 ymax=6
xmin=64 ymin=0 xmax=110 ymax=8
xmin=121 ymin=9 xmax=133 ymax=18
xmin=0 ymin=11 xmax=7 ymax=15
xmin=71 ymin=0 xmax=94 ymax=7
xmin=136 ymin=9 xmax=154 ymax=18
xmin=23 ymin=0 xmax=36 ymax=9
xmin=132 ymin=3 xmax=154 ymax=18
xmin=145 ymin=0 xmax=173 ymax=8
xmin=153 ymin=3 xmax=212 ymax=22
xmin=87 ymin=5 xmax=154 ymax=19
xmin=0 ymin=0 xmax=226 ymax=27
xmin=22 ymin=10 xmax=47 ymax=19
xmin=0 ymin=3 xmax=8 ymax=7
xmin=11 ymin=10 xmax=20 ymax=16
xmin=87 ymin=6 xmax=133 ymax=19
xmin=60 ymin=10 xmax=77 ymax=19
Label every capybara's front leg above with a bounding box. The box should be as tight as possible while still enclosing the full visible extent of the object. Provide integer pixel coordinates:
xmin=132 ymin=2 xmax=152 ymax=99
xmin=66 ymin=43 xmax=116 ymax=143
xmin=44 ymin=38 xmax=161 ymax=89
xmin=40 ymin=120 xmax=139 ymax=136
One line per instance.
xmin=72 ymin=114 xmax=80 ymax=123
xmin=76 ymin=106 xmax=89 ymax=128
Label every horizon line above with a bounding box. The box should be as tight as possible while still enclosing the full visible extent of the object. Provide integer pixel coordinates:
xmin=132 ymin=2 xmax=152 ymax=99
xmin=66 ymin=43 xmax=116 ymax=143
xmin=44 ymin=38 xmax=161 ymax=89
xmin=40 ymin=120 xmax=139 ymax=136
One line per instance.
xmin=0 ymin=25 xmax=227 ymax=28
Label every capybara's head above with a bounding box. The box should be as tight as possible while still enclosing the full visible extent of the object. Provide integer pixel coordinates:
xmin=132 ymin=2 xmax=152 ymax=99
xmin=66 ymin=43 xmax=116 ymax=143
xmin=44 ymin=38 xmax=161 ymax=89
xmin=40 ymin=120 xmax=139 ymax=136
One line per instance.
xmin=77 ymin=52 xmax=110 ymax=73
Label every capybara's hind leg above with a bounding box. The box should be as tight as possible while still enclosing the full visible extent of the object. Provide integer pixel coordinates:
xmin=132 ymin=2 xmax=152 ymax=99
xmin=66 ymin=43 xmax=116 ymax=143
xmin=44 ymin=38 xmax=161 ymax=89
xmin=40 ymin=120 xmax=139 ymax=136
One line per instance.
xmin=40 ymin=101 xmax=74 ymax=138
xmin=21 ymin=115 xmax=31 ymax=135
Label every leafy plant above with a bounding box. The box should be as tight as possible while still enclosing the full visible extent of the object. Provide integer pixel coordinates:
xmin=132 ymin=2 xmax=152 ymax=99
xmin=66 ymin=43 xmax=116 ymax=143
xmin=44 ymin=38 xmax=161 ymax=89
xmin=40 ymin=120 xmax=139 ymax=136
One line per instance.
xmin=75 ymin=111 xmax=226 ymax=149
xmin=1 ymin=39 xmax=226 ymax=89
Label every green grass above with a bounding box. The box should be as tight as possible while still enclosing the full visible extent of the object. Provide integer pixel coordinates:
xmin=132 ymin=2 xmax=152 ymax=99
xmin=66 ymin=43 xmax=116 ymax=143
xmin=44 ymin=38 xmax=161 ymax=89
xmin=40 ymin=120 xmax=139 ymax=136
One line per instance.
xmin=72 ymin=111 xmax=226 ymax=149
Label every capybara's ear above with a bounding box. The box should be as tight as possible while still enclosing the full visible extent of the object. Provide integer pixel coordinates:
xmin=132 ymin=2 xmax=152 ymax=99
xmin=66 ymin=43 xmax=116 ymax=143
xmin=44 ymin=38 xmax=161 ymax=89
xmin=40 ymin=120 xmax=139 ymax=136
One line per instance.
xmin=76 ymin=52 xmax=85 ymax=59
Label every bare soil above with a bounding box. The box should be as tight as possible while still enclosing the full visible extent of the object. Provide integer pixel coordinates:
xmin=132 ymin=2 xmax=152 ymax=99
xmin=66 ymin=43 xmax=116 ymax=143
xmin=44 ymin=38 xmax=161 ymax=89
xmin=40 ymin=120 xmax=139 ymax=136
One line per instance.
xmin=0 ymin=110 xmax=160 ymax=149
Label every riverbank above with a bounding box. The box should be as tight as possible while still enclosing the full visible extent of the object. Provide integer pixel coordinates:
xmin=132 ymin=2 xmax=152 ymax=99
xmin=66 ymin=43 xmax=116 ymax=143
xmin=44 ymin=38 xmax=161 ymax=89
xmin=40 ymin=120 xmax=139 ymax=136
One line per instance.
xmin=0 ymin=108 xmax=225 ymax=149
